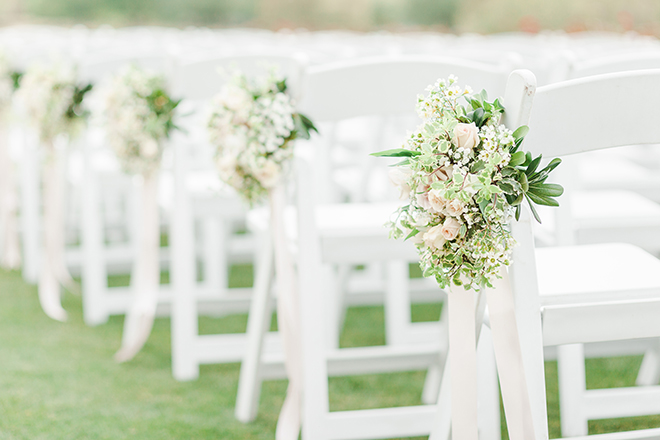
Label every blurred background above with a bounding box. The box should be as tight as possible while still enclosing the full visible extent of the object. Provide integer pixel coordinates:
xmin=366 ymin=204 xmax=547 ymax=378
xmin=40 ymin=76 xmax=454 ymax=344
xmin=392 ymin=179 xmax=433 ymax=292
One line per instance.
xmin=1 ymin=0 xmax=659 ymax=35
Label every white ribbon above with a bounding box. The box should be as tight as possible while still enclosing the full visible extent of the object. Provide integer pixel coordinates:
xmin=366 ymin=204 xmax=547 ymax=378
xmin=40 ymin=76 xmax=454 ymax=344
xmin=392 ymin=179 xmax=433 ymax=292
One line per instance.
xmin=447 ymin=284 xmax=479 ymax=440
xmin=115 ymin=171 xmax=160 ymax=362
xmin=0 ymin=123 xmax=21 ymax=269
xmin=38 ymin=139 xmax=75 ymax=322
xmin=486 ymin=267 xmax=535 ymax=440
xmin=444 ymin=267 xmax=535 ymax=440
xmin=269 ymin=184 xmax=303 ymax=440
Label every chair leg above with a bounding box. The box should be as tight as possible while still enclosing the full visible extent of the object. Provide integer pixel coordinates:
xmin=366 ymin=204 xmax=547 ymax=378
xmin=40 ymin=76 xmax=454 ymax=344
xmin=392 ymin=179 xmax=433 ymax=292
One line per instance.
xmin=81 ymin=140 xmax=109 ymax=326
xmin=636 ymin=338 xmax=660 ymax=386
xmin=558 ymin=343 xmax=589 ymax=437
xmin=235 ymin=233 xmax=274 ymax=423
xmin=384 ymin=260 xmax=411 ymax=346
xmin=300 ymin=265 xmax=333 ymax=440
xmin=200 ymin=216 xmax=227 ymax=292
xmin=170 ymin=138 xmax=199 ymax=381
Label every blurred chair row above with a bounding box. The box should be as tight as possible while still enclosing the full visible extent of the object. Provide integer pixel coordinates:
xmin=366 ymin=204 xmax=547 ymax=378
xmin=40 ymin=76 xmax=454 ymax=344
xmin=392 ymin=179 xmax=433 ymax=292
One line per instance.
xmin=5 ymin=38 xmax=660 ymax=439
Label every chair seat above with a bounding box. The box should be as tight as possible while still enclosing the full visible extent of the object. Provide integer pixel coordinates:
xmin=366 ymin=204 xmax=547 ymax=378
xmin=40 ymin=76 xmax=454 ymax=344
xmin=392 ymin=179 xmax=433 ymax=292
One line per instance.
xmin=247 ymin=201 xmax=419 ymax=263
xmin=535 ymin=190 xmax=660 ymax=251
xmin=536 ymin=242 xmax=660 ymax=306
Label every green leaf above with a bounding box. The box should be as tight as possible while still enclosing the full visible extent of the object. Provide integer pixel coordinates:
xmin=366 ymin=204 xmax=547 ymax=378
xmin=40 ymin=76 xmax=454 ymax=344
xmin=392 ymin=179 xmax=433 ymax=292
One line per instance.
xmin=509 ymin=151 xmax=526 ymax=167
xmin=525 ymin=155 xmax=542 ymax=176
xmin=404 ymin=228 xmax=419 ymax=241
xmin=527 ymin=191 xmax=560 ymax=207
xmin=298 ymin=112 xmax=317 ymax=133
xmin=499 ymin=181 xmax=515 ymax=194
xmin=528 ymin=183 xmax=564 ymax=197
xmin=512 ymin=125 xmax=529 ymax=140
xmin=470 ymin=160 xmax=486 ymax=173
xmin=518 ymin=171 xmax=529 ymax=192
xmin=10 ymin=71 xmax=23 ymax=90
xmin=472 ymin=107 xmax=486 ymax=126
xmin=525 ymin=195 xmax=543 ymax=223
xmin=371 ymin=148 xmax=421 ymax=158
xmin=390 ymin=159 xmax=410 ymax=167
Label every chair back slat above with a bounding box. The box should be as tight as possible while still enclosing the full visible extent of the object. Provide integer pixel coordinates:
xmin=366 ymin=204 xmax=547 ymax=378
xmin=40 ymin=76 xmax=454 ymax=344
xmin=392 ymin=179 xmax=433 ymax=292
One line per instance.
xmin=524 ymin=69 xmax=660 ymax=158
xmin=298 ymin=55 xmax=511 ymax=122
xmin=172 ymin=54 xmax=306 ymax=101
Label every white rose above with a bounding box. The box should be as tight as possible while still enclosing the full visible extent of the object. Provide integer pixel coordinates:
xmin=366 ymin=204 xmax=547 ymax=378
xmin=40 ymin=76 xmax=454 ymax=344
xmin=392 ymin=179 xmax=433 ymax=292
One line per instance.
xmin=427 ymin=189 xmax=447 ymax=213
xmin=388 ymin=167 xmax=412 ymax=200
xmin=445 ymin=199 xmax=465 ymax=217
xmin=440 ymin=217 xmax=461 ymax=241
xmin=221 ymin=85 xmax=252 ymax=112
xmin=453 ymin=122 xmax=480 ymax=150
xmin=427 ymin=165 xmax=454 ymax=183
xmin=216 ymin=154 xmax=237 ymax=178
xmin=416 ymin=188 xmax=432 ymax=210
xmin=255 ymin=160 xmax=280 ymax=188
xmin=423 ymin=225 xmax=446 ymax=250
xmin=140 ymin=138 xmax=159 ymax=158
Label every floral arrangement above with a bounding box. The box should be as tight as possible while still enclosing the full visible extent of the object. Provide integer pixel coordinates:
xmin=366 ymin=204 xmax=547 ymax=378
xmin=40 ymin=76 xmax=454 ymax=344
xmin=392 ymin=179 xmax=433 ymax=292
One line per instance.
xmin=376 ymin=76 xmax=562 ymax=291
xmin=104 ymin=65 xmax=180 ymax=175
xmin=16 ymin=63 xmax=92 ymax=142
xmin=207 ymin=71 xmax=316 ymax=204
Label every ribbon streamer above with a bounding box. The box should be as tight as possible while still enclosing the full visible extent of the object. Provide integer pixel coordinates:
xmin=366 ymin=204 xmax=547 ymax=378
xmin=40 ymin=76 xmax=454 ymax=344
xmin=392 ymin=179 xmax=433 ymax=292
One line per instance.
xmin=270 ymin=184 xmax=303 ymax=440
xmin=439 ymin=267 xmax=535 ymax=440
xmin=447 ymin=283 xmax=479 ymax=440
xmin=0 ymin=124 xmax=20 ymax=269
xmin=38 ymin=139 xmax=75 ymax=321
xmin=486 ymin=267 xmax=535 ymax=440
xmin=115 ymin=171 xmax=160 ymax=362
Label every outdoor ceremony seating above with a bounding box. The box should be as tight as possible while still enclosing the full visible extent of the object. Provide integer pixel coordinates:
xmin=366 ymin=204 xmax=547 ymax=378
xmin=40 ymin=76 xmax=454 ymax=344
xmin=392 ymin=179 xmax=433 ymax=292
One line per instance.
xmin=497 ymin=69 xmax=660 ymax=439
xmin=231 ymin=55 xmax=525 ymax=439
xmin=7 ymin=23 xmax=660 ymax=439
xmin=169 ymin=54 xmax=307 ymax=381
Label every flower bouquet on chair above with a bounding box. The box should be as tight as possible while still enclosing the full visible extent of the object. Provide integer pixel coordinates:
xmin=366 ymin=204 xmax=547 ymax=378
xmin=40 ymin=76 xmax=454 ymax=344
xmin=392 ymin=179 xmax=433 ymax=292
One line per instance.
xmin=103 ymin=65 xmax=180 ymax=362
xmin=207 ymin=69 xmax=315 ymax=440
xmin=376 ymin=75 xmax=562 ymax=290
xmin=16 ymin=62 xmax=93 ymax=322
xmin=207 ymin=70 xmax=316 ymax=205
xmin=374 ymin=76 xmax=563 ymax=440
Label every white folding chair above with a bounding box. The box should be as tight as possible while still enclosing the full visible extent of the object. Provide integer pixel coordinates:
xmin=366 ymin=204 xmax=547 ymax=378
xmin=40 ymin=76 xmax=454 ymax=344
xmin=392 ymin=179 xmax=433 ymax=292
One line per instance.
xmin=169 ymin=54 xmax=307 ymax=381
xmin=503 ymin=69 xmax=660 ymax=439
xmin=236 ymin=55 xmax=518 ymax=439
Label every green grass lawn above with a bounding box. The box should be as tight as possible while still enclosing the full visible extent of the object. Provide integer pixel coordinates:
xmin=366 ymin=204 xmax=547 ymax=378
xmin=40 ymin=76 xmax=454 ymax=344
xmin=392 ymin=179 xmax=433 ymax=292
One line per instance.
xmin=0 ymin=266 xmax=659 ymax=439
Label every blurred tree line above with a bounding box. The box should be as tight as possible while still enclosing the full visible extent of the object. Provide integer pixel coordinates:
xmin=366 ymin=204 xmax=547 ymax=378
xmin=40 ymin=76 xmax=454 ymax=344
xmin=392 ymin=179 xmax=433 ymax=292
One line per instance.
xmin=2 ymin=0 xmax=659 ymax=35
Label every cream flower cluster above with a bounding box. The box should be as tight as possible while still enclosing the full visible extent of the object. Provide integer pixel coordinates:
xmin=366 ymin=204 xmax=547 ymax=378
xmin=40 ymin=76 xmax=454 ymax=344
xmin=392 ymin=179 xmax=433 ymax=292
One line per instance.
xmin=388 ymin=76 xmax=517 ymax=291
xmin=103 ymin=66 xmax=171 ymax=175
xmin=16 ymin=63 xmax=78 ymax=142
xmin=207 ymin=71 xmax=296 ymax=205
